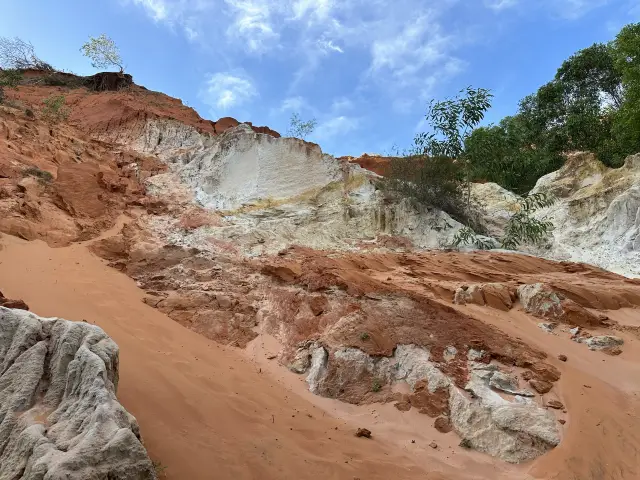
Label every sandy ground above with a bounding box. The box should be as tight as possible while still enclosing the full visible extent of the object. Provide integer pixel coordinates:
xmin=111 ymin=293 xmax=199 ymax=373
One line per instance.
xmin=2 ymin=232 xmax=639 ymax=479
xmin=0 ymin=233 xmax=447 ymax=480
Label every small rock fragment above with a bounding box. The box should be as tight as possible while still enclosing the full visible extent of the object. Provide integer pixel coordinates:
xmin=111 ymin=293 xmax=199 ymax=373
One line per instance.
xmin=557 ymin=354 xmax=568 ymax=362
xmin=529 ymin=379 xmax=553 ymax=394
xmin=538 ymin=322 xmax=557 ymax=334
xmin=558 ymin=419 xmax=566 ymax=425
xmin=546 ymin=400 xmax=564 ymax=410
xmin=434 ymin=417 xmax=452 ymax=434
xmin=355 ymin=428 xmax=372 ymax=439
xmin=429 ymin=442 xmax=438 ymax=449
xmin=443 ymin=345 xmax=458 ymax=362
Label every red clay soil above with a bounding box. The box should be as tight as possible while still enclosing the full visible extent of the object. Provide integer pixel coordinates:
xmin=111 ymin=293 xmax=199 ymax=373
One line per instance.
xmin=0 ymin=100 xmax=164 ymax=245
xmin=10 ymin=71 xmax=279 ymax=139
xmin=0 ymin=234 xmax=447 ymax=480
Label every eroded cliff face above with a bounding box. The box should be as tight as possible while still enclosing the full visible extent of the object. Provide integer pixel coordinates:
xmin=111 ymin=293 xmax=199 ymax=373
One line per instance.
xmin=2 ymin=77 xmax=640 ymax=476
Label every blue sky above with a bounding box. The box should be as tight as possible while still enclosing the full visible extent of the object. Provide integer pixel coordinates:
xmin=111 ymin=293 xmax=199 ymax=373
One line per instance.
xmin=1 ymin=0 xmax=638 ymax=156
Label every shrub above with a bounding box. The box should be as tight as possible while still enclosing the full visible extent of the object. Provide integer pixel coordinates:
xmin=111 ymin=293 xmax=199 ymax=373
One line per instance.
xmin=360 ymin=332 xmax=370 ymax=341
xmin=371 ymin=379 xmax=383 ymax=392
xmin=451 ymin=192 xmax=555 ymax=250
xmin=0 ymin=68 xmax=23 ymax=105
xmin=41 ymin=95 xmax=70 ymax=123
xmin=23 ymin=166 xmax=53 ymax=182
xmin=383 ymin=87 xmax=493 ymax=225
xmin=287 ymin=112 xmax=317 ymax=140
xmin=0 ymin=68 xmax=23 ymax=88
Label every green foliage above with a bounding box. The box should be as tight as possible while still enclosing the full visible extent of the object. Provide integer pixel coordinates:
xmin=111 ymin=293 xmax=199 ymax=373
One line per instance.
xmin=81 ymin=34 xmax=124 ymax=72
xmin=451 ymin=192 xmax=555 ymax=251
xmin=41 ymin=95 xmax=70 ymax=123
xmin=451 ymin=227 xmax=495 ymax=250
xmin=0 ymin=69 xmax=23 ymax=88
xmin=384 ymin=87 xmax=493 ymax=222
xmin=500 ymin=193 xmax=555 ymax=250
xmin=0 ymin=68 xmax=23 ymax=104
xmin=23 ymin=166 xmax=53 ymax=183
xmin=465 ymin=23 xmax=640 ymax=193
xmin=153 ymin=460 xmax=167 ymax=478
xmin=287 ymin=112 xmax=317 ymax=140
xmin=360 ymin=332 xmax=370 ymax=341
xmin=371 ymin=379 xmax=382 ymax=393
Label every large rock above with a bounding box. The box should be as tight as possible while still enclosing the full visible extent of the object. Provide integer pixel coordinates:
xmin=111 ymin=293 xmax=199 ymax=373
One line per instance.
xmin=531 ymin=152 xmax=640 ymax=278
xmin=0 ymin=307 xmax=155 ymax=479
xmin=304 ymin=343 xmax=560 ymax=463
xmin=517 ymin=283 xmax=602 ymax=327
xmin=450 ymin=371 xmax=560 ymax=463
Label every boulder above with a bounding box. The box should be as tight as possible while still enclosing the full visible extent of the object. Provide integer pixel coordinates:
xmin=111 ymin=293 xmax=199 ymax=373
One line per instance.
xmin=453 ymin=285 xmax=485 ymax=306
xmin=0 ymin=307 xmax=155 ymax=479
xmin=454 ymin=283 xmax=514 ymax=311
xmin=583 ymin=335 xmax=624 ymax=351
xmin=529 ymin=379 xmax=553 ymax=394
xmin=517 ymin=283 xmax=601 ymax=327
xmin=451 ymin=374 xmax=560 ymax=463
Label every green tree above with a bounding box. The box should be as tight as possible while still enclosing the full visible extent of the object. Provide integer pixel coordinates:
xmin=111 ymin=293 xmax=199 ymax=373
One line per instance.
xmin=81 ymin=34 xmax=124 ymax=72
xmin=287 ymin=112 xmax=317 ymax=140
xmin=611 ymin=23 xmax=640 ymax=157
xmin=385 ymin=87 xmax=492 ymax=222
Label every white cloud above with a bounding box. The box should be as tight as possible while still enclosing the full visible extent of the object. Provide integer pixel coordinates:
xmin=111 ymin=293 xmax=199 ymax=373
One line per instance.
xmin=280 ymin=96 xmax=307 ymax=112
xmin=224 ymin=0 xmax=279 ymax=53
xmin=331 ymin=97 xmax=354 ymax=112
xmin=317 ymin=37 xmax=344 ymax=54
xmin=485 ymin=0 xmax=518 ymax=11
xmin=199 ymin=72 xmax=258 ymax=115
xmin=132 ymin=0 xmax=168 ymax=20
xmin=485 ymin=0 xmax=612 ymax=18
xmin=556 ymin=0 xmax=610 ymax=19
xmin=314 ymin=115 xmax=359 ymax=139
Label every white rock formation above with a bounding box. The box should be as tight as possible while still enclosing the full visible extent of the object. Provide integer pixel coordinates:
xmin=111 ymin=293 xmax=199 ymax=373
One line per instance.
xmin=127 ymin=122 xmax=464 ymax=255
xmin=530 ymin=152 xmax=640 ymax=277
xmin=0 ymin=307 xmax=155 ymax=479
xmin=302 ymin=343 xmax=559 ymax=463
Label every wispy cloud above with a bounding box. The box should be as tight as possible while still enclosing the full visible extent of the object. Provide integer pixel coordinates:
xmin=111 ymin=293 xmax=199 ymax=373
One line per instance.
xmin=132 ymin=0 xmax=168 ymax=20
xmin=484 ymin=0 xmax=612 ymax=18
xmin=314 ymin=115 xmax=359 ymax=139
xmin=224 ymin=0 xmax=279 ymax=53
xmin=199 ymin=71 xmax=258 ymax=116
xmin=485 ymin=0 xmax=518 ymax=11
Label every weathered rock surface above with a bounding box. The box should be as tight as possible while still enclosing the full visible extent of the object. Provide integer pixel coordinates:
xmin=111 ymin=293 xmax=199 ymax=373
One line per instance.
xmin=0 ymin=291 xmax=29 ymax=310
xmin=454 ymin=283 xmax=514 ymax=311
xmin=517 ymin=283 xmax=602 ymax=327
xmin=451 ymin=370 xmax=560 ymax=463
xmin=0 ymin=307 xmax=155 ymax=479
xmin=301 ymin=342 xmax=559 ymax=463
xmin=583 ymin=335 xmax=624 ymax=351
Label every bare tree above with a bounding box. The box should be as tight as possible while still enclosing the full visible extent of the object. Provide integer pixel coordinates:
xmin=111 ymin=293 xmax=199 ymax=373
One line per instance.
xmin=0 ymin=37 xmax=53 ymax=70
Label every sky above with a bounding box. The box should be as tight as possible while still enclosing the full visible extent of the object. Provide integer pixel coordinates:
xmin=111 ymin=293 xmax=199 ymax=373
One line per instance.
xmin=1 ymin=0 xmax=638 ymax=157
